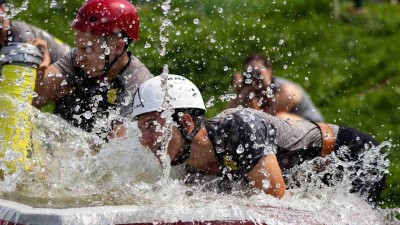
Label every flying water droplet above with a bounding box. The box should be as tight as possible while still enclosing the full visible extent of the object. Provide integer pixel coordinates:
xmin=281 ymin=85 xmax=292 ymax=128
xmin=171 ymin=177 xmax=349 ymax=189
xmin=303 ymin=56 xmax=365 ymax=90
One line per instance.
xmin=266 ymin=87 xmax=274 ymax=98
xmin=14 ymin=78 xmax=23 ymax=86
xmin=162 ymin=19 xmax=172 ymax=27
xmin=104 ymin=47 xmax=110 ymax=55
xmin=262 ymin=179 xmax=271 ymax=189
xmin=269 ymin=129 xmax=275 ymax=135
xmin=248 ymin=92 xmax=255 ymax=99
xmin=244 ymin=79 xmax=252 ymax=85
xmin=205 ymin=96 xmax=215 ymax=108
xmin=219 ymin=94 xmax=236 ymax=101
xmin=50 ymin=0 xmax=57 ymax=8
xmin=236 ymin=144 xmax=245 ymax=154
xmin=246 ymin=65 xmax=253 ymax=73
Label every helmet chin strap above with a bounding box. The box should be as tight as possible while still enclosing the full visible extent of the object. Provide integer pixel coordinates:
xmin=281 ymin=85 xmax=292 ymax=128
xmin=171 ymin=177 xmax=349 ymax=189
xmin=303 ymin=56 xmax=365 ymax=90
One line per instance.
xmin=170 ymin=117 xmax=204 ymax=166
xmin=99 ymin=36 xmax=129 ymax=81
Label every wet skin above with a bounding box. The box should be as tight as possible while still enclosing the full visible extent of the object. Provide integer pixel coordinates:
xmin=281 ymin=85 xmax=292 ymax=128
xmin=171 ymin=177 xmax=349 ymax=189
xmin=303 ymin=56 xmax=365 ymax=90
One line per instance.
xmin=137 ymin=111 xmax=184 ymax=162
xmin=74 ymin=31 xmax=111 ymax=78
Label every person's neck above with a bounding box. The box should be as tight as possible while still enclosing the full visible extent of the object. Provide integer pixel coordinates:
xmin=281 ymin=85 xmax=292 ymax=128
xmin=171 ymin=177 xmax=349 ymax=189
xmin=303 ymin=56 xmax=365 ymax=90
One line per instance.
xmin=185 ymin=126 xmax=220 ymax=175
xmin=103 ymin=51 xmax=129 ymax=81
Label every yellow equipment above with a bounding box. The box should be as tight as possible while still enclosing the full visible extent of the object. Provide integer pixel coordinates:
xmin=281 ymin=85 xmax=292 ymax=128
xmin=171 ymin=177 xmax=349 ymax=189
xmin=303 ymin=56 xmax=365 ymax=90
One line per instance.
xmin=0 ymin=42 xmax=42 ymax=178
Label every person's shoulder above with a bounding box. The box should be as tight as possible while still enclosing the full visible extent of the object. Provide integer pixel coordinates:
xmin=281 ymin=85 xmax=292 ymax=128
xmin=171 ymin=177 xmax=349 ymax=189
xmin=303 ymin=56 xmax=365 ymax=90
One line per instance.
xmin=211 ymin=108 xmax=267 ymax=127
xmin=52 ymin=48 xmax=77 ymax=73
xmin=129 ymin=54 xmax=147 ymax=67
xmin=10 ymin=20 xmax=30 ymax=29
xmin=274 ymin=77 xmax=297 ymax=88
xmin=274 ymin=77 xmax=304 ymax=103
xmin=127 ymin=54 xmax=152 ymax=75
xmin=11 ymin=20 xmax=46 ymax=36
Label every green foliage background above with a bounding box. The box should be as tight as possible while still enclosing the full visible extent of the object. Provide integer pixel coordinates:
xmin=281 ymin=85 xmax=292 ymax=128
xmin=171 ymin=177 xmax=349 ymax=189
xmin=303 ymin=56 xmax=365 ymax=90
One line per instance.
xmin=9 ymin=0 xmax=400 ymax=207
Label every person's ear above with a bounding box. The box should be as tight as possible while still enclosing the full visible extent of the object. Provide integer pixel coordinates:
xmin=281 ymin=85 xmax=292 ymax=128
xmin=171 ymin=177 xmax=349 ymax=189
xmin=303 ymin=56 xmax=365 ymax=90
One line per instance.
xmin=180 ymin=113 xmax=195 ymax=134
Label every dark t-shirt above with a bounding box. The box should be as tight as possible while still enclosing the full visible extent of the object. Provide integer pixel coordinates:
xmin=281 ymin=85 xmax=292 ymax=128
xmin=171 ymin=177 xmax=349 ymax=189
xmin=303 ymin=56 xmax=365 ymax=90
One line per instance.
xmin=199 ymin=108 xmax=382 ymax=199
xmin=205 ymin=109 xmax=276 ymax=181
xmin=205 ymin=108 xmax=339 ymax=177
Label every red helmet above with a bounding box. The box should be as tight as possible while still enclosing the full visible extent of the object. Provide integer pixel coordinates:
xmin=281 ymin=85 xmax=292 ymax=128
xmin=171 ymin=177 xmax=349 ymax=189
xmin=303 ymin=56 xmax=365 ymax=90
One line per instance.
xmin=72 ymin=0 xmax=139 ymax=41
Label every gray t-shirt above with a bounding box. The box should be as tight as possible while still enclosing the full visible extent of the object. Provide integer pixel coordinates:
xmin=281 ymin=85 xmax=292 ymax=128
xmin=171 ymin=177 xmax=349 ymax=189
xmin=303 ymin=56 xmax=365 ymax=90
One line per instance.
xmin=206 ymin=108 xmax=339 ymax=175
xmin=9 ymin=21 xmax=71 ymax=63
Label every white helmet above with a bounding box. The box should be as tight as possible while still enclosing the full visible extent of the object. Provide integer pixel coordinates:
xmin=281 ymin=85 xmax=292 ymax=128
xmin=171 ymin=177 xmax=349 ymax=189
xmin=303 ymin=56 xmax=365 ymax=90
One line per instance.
xmin=131 ymin=74 xmax=206 ymax=118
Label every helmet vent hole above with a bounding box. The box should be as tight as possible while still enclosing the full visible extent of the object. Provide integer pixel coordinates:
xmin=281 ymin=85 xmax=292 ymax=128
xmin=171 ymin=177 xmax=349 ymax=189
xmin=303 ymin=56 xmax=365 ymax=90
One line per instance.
xmin=89 ymin=16 xmax=98 ymax=22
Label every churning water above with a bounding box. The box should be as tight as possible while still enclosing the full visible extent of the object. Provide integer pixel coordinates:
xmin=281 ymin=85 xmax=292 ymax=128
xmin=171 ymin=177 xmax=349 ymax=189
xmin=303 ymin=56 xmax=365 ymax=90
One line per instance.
xmin=0 ymin=101 xmax=397 ymax=225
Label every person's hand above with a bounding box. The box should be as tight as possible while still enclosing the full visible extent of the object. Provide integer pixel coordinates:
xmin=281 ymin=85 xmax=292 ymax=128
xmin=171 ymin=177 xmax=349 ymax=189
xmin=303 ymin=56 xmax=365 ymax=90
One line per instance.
xmin=29 ymin=38 xmax=51 ymax=71
xmin=108 ymin=123 xmax=127 ymax=140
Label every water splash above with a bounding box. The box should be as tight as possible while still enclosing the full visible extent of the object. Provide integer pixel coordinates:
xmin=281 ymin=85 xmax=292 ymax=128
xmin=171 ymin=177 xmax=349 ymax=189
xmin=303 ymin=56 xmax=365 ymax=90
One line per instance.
xmin=157 ymin=65 xmax=175 ymax=180
xmin=283 ymin=141 xmax=391 ymax=203
xmin=1 ymin=105 xmax=164 ymax=207
xmin=0 ymin=99 xmax=397 ymax=224
xmin=159 ymin=1 xmax=173 ymax=57
xmin=3 ymin=0 xmax=30 ymax=19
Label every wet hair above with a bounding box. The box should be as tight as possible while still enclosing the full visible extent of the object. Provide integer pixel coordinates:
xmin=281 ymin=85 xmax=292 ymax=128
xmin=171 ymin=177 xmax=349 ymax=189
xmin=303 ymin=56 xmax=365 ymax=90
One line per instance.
xmin=244 ymin=53 xmax=272 ymax=69
xmin=171 ymin=108 xmax=205 ymax=133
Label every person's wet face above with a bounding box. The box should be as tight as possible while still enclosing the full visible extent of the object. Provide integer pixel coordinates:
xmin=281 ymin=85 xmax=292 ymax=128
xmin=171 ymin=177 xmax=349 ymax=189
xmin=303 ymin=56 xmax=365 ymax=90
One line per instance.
xmin=137 ymin=112 xmax=184 ymax=163
xmin=74 ymin=30 xmax=121 ymax=78
xmin=137 ymin=112 xmax=165 ymax=152
xmin=244 ymin=59 xmax=271 ymax=88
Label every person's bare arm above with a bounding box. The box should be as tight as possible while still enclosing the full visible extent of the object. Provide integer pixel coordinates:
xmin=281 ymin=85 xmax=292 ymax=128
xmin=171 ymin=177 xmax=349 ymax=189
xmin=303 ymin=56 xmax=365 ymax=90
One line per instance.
xmin=247 ymin=154 xmax=286 ymax=198
xmin=108 ymin=121 xmax=127 ymax=140
xmin=31 ymin=39 xmax=74 ymax=108
xmin=33 ymin=65 xmax=75 ymax=108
